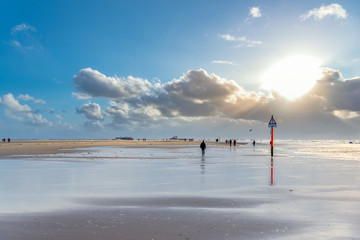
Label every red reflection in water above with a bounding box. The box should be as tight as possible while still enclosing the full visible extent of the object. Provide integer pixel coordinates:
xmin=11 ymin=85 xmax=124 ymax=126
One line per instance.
xmin=270 ymin=157 xmax=274 ymax=185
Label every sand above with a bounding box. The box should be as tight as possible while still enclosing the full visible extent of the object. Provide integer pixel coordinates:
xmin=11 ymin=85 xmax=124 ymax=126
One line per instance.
xmin=1 ymin=140 xmax=360 ymax=239
xmin=0 ymin=139 xmax=206 ymax=156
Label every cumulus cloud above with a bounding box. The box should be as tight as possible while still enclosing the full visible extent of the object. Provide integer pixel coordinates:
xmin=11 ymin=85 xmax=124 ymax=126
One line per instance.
xmin=142 ymin=69 xmax=259 ymax=119
xmin=249 ymin=7 xmax=262 ymax=18
xmin=73 ymin=68 xmax=153 ymax=99
xmin=76 ymin=68 xmax=262 ymax=121
xmin=162 ymin=69 xmax=254 ymax=107
xmin=220 ymin=34 xmax=262 ymax=47
xmin=105 ymin=103 xmax=163 ymax=129
xmin=0 ymin=93 xmax=32 ymax=115
xmin=0 ymin=93 xmax=52 ymax=127
xmin=18 ymin=94 xmax=46 ymax=104
xmin=28 ymin=114 xmax=52 ymax=127
xmin=72 ymin=66 xmax=360 ymax=138
xmin=74 ymin=68 xmax=265 ymax=127
xmin=76 ymin=103 xmax=104 ymax=120
xmin=300 ymin=3 xmax=347 ymax=21
xmin=310 ymin=68 xmax=360 ymax=112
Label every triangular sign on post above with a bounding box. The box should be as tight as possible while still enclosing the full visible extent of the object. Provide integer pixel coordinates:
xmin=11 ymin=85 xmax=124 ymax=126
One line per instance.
xmin=268 ymin=115 xmax=277 ymax=128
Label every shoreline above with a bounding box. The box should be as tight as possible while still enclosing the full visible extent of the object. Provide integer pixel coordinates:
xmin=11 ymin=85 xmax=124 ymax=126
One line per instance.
xmin=0 ymin=139 xmax=219 ymax=157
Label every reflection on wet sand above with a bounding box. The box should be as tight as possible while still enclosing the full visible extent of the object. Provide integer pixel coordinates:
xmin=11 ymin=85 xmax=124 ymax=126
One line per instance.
xmin=200 ymin=156 xmax=205 ymax=175
xmin=2 ymin=142 xmax=360 ymax=239
xmin=270 ymin=157 xmax=274 ymax=185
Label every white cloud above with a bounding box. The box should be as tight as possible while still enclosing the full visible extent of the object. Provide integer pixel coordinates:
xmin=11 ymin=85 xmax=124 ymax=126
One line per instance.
xmin=71 ymin=67 xmax=360 ymax=138
xmin=56 ymin=115 xmax=64 ymax=120
xmin=28 ymin=113 xmax=52 ymax=127
xmin=18 ymin=94 xmax=46 ymax=104
xmin=46 ymin=108 xmax=55 ymax=114
xmin=4 ymin=109 xmax=24 ymax=122
xmin=34 ymin=99 xmax=46 ymax=104
xmin=1 ymin=93 xmax=32 ymax=115
xmin=84 ymin=120 xmax=104 ymax=130
xmin=0 ymin=93 xmax=52 ymax=127
xmin=220 ymin=34 xmax=236 ymax=41
xmin=8 ymin=40 xmax=34 ymax=50
xmin=76 ymin=103 xmax=104 ymax=120
xmin=55 ymin=114 xmax=73 ymax=130
xmin=8 ymin=23 xmax=42 ymax=50
xmin=249 ymin=7 xmax=262 ymax=18
xmin=9 ymin=40 xmax=21 ymax=47
xmin=300 ymin=3 xmax=347 ymax=21
xmin=72 ymin=92 xmax=92 ymax=100
xmin=75 ymin=69 xmax=263 ymax=124
xmin=73 ymin=68 xmax=153 ymax=99
xmin=211 ymin=60 xmax=235 ymax=65
xmin=11 ymin=23 xmax=37 ymax=35
xmin=220 ymin=34 xmax=262 ymax=47
xmin=17 ymin=94 xmax=34 ymax=101
xmin=333 ymin=110 xmax=359 ymax=120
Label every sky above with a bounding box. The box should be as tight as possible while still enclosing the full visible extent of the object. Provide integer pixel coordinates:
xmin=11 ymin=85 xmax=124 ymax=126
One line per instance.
xmin=1 ymin=0 xmax=360 ymax=140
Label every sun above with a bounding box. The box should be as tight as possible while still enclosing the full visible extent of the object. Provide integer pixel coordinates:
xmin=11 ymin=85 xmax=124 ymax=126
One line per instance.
xmin=261 ymin=55 xmax=322 ymax=100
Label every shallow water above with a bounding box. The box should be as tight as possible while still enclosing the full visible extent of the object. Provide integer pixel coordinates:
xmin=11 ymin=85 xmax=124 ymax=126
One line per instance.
xmin=1 ymin=141 xmax=360 ymax=239
xmin=0 ymin=144 xmax=271 ymax=213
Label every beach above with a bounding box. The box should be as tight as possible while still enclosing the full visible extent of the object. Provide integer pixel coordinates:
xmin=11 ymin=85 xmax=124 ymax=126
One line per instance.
xmin=1 ymin=140 xmax=360 ymax=239
xmin=0 ymin=139 xmax=206 ymax=156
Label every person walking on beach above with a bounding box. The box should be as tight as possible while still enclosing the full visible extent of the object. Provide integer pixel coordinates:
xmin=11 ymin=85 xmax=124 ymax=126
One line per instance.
xmin=200 ymin=140 xmax=206 ymax=156
xmin=229 ymin=139 xmax=232 ymax=146
xmin=234 ymin=139 xmax=236 ymax=146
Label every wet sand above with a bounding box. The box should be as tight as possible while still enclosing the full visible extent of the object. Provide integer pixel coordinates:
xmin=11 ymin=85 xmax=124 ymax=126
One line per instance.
xmin=0 ymin=139 xmax=206 ymax=156
xmin=1 ymin=203 xmax=306 ymax=240
xmin=1 ymin=141 xmax=360 ymax=239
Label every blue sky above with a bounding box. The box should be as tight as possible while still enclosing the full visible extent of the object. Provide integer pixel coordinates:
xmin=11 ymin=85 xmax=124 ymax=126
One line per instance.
xmin=1 ymin=0 xmax=360 ymax=139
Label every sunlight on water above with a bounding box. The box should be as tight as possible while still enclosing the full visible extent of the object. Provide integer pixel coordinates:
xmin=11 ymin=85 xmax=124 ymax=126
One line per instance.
xmin=1 ymin=141 xmax=360 ymax=238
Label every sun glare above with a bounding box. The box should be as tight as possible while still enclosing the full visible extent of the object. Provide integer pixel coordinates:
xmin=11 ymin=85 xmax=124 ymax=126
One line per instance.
xmin=261 ymin=55 xmax=322 ymax=100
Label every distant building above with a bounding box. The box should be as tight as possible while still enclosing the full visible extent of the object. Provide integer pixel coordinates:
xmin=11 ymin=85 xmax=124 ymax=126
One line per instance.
xmin=169 ymin=136 xmax=189 ymax=141
xmin=115 ymin=137 xmax=134 ymax=140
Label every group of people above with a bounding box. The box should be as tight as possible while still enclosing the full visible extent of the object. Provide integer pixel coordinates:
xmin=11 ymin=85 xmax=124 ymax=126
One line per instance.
xmin=200 ymin=139 xmax=257 ymax=156
xmin=2 ymin=138 xmax=11 ymax=143
xmin=225 ymin=139 xmax=237 ymax=146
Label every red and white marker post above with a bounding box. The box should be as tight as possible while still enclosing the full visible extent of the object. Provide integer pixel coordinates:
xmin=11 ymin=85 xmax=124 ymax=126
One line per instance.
xmin=268 ymin=115 xmax=277 ymax=157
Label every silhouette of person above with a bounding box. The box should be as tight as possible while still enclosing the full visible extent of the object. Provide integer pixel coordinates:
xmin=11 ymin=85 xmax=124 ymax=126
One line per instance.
xmin=200 ymin=140 xmax=206 ymax=156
